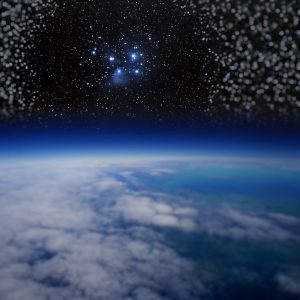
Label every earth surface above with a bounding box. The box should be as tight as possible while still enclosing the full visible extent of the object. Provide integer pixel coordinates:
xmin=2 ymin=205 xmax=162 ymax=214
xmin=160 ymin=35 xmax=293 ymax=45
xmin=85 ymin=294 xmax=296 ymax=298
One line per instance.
xmin=0 ymin=157 xmax=299 ymax=300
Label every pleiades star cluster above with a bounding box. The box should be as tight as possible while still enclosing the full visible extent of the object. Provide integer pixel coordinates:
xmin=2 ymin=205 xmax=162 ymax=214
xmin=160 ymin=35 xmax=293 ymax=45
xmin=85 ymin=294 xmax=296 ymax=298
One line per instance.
xmin=26 ymin=0 xmax=220 ymax=123
xmin=0 ymin=0 xmax=299 ymax=125
xmin=100 ymin=45 xmax=148 ymax=86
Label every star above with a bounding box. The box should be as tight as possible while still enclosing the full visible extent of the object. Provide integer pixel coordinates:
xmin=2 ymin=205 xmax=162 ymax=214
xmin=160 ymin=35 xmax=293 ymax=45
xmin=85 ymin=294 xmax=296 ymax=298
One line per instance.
xmin=131 ymin=53 xmax=137 ymax=60
xmin=109 ymin=56 xmax=115 ymax=61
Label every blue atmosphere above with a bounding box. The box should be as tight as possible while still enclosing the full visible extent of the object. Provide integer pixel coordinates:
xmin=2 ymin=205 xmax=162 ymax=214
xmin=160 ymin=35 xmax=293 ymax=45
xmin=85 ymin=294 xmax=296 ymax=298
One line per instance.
xmin=1 ymin=122 xmax=299 ymax=160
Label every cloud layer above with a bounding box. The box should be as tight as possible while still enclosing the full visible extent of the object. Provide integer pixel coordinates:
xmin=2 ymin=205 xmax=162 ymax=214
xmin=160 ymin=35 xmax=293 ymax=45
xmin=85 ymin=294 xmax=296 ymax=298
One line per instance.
xmin=0 ymin=163 xmax=206 ymax=300
xmin=0 ymin=160 xmax=299 ymax=299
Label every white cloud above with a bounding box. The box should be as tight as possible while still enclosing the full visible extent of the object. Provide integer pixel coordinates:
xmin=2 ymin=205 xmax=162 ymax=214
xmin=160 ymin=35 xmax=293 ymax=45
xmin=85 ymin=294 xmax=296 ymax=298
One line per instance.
xmin=0 ymin=163 xmax=206 ymax=300
xmin=114 ymin=195 xmax=198 ymax=231
xmin=96 ymin=178 xmax=125 ymax=192
xmin=197 ymin=207 xmax=300 ymax=242
xmin=0 ymin=160 xmax=299 ymax=300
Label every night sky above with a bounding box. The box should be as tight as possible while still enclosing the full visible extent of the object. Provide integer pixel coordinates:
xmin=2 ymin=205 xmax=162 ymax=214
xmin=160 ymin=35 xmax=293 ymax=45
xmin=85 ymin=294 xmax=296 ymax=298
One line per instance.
xmin=0 ymin=0 xmax=299 ymax=129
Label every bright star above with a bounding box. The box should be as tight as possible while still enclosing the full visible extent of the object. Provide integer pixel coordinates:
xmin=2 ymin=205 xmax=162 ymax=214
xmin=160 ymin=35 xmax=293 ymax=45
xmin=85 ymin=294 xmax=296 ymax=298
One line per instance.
xmin=112 ymin=68 xmax=127 ymax=85
xmin=134 ymin=69 xmax=140 ymax=74
xmin=92 ymin=50 xmax=96 ymax=55
xmin=131 ymin=53 xmax=137 ymax=60
xmin=109 ymin=56 xmax=115 ymax=61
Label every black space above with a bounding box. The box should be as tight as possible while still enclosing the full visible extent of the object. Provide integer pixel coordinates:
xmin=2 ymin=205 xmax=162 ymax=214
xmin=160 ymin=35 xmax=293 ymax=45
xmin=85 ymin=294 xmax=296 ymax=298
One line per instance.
xmin=1 ymin=0 xmax=299 ymax=128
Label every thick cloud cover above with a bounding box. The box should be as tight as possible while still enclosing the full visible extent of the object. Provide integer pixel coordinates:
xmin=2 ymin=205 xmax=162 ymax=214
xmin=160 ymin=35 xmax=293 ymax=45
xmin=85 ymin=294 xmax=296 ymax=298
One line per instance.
xmin=0 ymin=159 xmax=299 ymax=299
xmin=0 ymin=162 xmax=207 ymax=300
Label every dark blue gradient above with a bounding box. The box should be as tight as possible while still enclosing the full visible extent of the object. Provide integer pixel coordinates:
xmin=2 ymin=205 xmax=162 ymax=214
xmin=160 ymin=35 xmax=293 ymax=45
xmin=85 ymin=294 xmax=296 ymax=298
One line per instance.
xmin=0 ymin=121 xmax=300 ymax=160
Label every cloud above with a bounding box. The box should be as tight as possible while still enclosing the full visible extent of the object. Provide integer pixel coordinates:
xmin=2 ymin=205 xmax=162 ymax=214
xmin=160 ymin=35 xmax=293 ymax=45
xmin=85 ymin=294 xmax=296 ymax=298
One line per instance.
xmin=0 ymin=160 xmax=299 ymax=300
xmin=113 ymin=195 xmax=198 ymax=231
xmin=96 ymin=178 xmax=125 ymax=192
xmin=269 ymin=213 xmax=300 ymax=226
xmin=276 ymin=272 xmax=300 ymax=295
xmin=0 ymin=163 xmax=206 ymax=300
xmin=147 ymin=168 xmax=177 ymax=176
xmin=196 ymin=207 xmax=300 ymax=242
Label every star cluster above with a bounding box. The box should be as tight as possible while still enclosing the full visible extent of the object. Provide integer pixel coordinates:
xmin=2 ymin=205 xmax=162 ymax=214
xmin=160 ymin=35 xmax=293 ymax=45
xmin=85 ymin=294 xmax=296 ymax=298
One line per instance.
xmin=101 ymin=44 xmax=148 ymax=86
xmin=21 ymin=0 xmax=217 ymax=123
